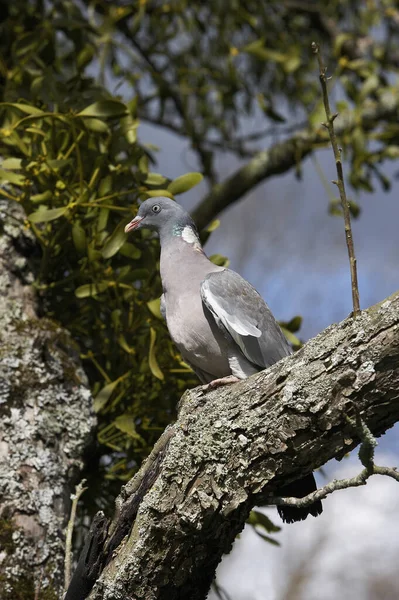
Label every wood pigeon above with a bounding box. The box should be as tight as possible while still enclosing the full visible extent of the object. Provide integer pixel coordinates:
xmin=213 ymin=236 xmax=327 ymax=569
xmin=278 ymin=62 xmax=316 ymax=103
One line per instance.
xmin=125 ymin=197 xmax=322 ymax=523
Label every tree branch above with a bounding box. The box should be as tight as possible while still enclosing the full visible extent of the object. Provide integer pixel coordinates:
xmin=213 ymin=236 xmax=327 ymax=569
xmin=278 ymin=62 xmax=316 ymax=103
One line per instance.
xmin=79 ymin=290 xmax=399 ymax=600
xmin=269 ymin=414 xmax=398 ymax=509
xmin=191 ymin=92 xmax=399 ymax=229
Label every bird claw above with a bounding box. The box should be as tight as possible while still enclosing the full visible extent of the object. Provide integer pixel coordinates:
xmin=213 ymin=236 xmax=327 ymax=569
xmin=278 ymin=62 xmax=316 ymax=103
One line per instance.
xmin=202 ymin=375 xmax=241 ymax=392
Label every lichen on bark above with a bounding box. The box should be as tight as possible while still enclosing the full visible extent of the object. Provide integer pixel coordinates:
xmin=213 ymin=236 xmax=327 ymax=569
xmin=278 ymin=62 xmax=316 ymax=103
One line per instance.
xmin=0 ymin=201 xmax=96 ymax=597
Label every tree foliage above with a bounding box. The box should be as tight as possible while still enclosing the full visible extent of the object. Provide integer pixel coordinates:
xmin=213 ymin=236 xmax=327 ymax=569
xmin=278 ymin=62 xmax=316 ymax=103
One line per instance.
xmin=0 ymin=0 xmax=398 ymax=498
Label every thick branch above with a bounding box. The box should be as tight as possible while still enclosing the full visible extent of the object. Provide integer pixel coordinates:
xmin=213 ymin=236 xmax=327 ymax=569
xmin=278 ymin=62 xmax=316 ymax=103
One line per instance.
xmin=86 ymin=291 xmax=399 ymax=600
xmin=191 ymin=92 xmax=399 ymax=229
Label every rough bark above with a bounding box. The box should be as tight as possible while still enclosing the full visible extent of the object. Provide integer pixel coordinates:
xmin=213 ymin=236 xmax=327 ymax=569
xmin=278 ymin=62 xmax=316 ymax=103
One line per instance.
xmin=84 ymin=291 xmax=399 ymax=600
xmin=192 ymin=91 xmax=399 ymax=229
xmin=0 ymin=201 xmax=96 ymax=599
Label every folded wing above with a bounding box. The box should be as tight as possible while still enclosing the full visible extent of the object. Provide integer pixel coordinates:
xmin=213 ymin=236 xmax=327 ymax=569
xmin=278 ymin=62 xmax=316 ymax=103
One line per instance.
xmin=201 ymin=270 xmax=292 ymax=369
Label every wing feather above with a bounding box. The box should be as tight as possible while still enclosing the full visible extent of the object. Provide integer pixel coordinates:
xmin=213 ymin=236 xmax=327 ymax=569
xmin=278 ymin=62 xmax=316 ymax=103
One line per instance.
xmin=201 ymin=270 xmax=291 ymax=369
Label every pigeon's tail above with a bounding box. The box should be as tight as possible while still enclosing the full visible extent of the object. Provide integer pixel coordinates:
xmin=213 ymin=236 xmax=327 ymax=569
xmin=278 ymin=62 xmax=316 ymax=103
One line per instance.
xmin=277 ymin=472 xmax=323 ymax=524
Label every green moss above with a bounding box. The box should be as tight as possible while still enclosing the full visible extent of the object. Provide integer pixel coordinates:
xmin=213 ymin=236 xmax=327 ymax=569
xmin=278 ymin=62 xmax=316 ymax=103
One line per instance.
xmin=0 ymin=573 xmax=35 ymax=600
xmin=0 ymin=518 xmax=16 ymax=553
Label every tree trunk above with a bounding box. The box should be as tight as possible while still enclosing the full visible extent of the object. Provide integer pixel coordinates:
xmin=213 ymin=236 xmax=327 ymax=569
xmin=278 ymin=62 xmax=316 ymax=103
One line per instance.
xmin=0 ymin=201 xmax=95 ymax=599
xmin=84 ymin=290 xmax=399 ymax=600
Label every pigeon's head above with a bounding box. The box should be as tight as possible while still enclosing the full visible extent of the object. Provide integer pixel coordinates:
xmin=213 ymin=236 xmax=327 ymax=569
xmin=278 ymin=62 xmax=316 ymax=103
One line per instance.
xmin=124 ymin=197 xmax=194 ymax=235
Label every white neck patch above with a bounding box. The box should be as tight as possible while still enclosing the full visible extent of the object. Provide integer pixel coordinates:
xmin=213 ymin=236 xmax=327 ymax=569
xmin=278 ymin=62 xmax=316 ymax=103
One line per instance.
xmin=181 ymin=226 xmax=201 ymax=248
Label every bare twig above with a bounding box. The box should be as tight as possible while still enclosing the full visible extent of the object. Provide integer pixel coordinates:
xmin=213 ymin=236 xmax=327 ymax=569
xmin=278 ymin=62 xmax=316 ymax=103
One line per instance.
xmin=64 ymin=479 xmax=88 ymax=593
xmin=269 ymin=418 xmax=398 ymax=510
xmin=311 ymin=41 xmax=361 ymax=316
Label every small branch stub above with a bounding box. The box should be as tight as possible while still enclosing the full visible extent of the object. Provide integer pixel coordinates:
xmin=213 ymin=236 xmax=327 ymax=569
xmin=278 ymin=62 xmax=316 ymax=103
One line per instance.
xmin=64 ymin=479 xmax=88 ymax=593
xmin=311 ymin=41 xmax=361 ymax=317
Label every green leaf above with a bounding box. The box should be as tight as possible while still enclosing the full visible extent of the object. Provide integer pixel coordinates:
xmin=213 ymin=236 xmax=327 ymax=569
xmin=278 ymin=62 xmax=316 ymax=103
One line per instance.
xmin=81 ymin=118 xmax=110 ymax=133
xmin=0 ymin=158 xmax=22 ymax=170
xmin=283 ymin=53 xmax=301 ymax=73
xmin=119 ymin=242 xmax=141 ymax=259
xmin=102 ymin=225 xmax=127 ymax=259
xmin=205 ymin=219 xmax=220 ymax=233
xmin=120 ymin=114 xmax=138 ymax=144
xmin=93 ymin=380 xmax=119 ymax=412
xmin=149 ymin=327 xmax=164 ymax=380
xmin=46 ymin=159 xmax=71 ymax=169
xmin=114 ymin=414 xmax=141 ymax=439
xmin=99 ymin=175 xmax=112 ymax=197
xmin=147 ymin=297 xmax=162 ymax=319
xmin=282 ymin=315 xmax=302 ymax=333
xmin=0 ymin=102 xmax=45 ymax=115
xmin=0 ymin=169 xmax=25 ymax=185
xmin=144 ymin=172 xmax=168 ymax=186
xmin=244 ymin=41 xmax=286 ymax=63
xmin=280 ymin=326 xmax=301 ymax=348
xmin=248 ymin=510 xmax=281 ymax=533
xmin=254 ymin=531 xmax=281 ymax=546
xmin=75 ymin=281 xmax=110 ymax=298
xmin=348 ymin=200 xmax=361 ymax=218
xmin=28 ymin=206 xmax=69 ymax=223
xmin=167 ymin=172 xmax=203 ymax=195
xmin=30 ymin=190 xmax=53 ymax=204
xmin=145 ymin=189 xmax=174 ymax=199
xmin=209 ymin=254 xmax=230 ymax=267
xmin=72 ymin=222 xmax=87 ymax=253
xmin=77 ymin=100 xmax=128 ymax=118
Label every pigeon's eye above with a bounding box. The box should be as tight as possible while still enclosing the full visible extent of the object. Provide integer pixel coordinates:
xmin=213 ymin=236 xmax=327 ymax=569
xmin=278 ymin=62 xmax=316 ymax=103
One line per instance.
xmin=152 ymin=204 xmax=161 ymax=213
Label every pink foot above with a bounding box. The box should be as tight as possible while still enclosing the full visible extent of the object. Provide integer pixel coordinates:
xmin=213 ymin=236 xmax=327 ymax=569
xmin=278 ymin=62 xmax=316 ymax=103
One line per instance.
xmin=202 ymin=375 xmax=241 ymax=391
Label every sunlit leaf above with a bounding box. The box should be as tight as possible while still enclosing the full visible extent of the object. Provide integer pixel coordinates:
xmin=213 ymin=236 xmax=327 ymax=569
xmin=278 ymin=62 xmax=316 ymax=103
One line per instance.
xmin=205 ymin=219 xmax=220 ymax=233
xmin=30 ymin=190 xmax=53 ymax=204
xmin=81 ymin=118 xmax=110 ymax=133
xmin=102 ymin=225 xmax=127 ymax=259
xmin=144 ymin=172 xmax=168 ymax=186
xmin=145 ymin=189 xmax=174 ymax=199
xmin=114 ymin=414 xmax=141 ymax=439
xmin=75 ymin=281 xmax=110 ymax=298
xmin=280 ymin=326 xmax=301 ymax=348
xmin=28 ymin=206 xmax=69 ymax=223
xmin=77 ymin=100 xmax=127 ymax=118
xmin=147 ymin=297 xmax=162 ymax=319
xmin=0 ymin=102 xmax=45 ymax=115
xmin=93 ymin=380 xmax=119 ymax=412
xmin=209 ymin=254 xmax=230 ymax=267
xmin=0 ymin=169 xmax=25 ymax=184
xmin=167 ymin=172 xmax=203 ymax=195
xmin=149 ymin=327 xmax=164 ymax=380
xmin=120 ymin=113 xmax=138 ymax=144
xmin=0 ymin=158 xmax=22 ymax=170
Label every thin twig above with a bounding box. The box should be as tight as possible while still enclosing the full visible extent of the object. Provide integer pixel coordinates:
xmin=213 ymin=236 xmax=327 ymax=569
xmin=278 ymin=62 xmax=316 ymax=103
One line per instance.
xmin=64 ymin=479 xmax=88 ymax=593
xmin=269 ymin=463 xmax=399 ymax=509
xmin=311 ymin=41 xmax=361 ymax=316
xmin=269 ymin=417 xmax=398 ymax=510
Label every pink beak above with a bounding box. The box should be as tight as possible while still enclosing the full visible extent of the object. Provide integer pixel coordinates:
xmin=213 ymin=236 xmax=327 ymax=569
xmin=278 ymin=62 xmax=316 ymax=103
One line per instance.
xmin=124 ymin=216 xmax=144 ymax=233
